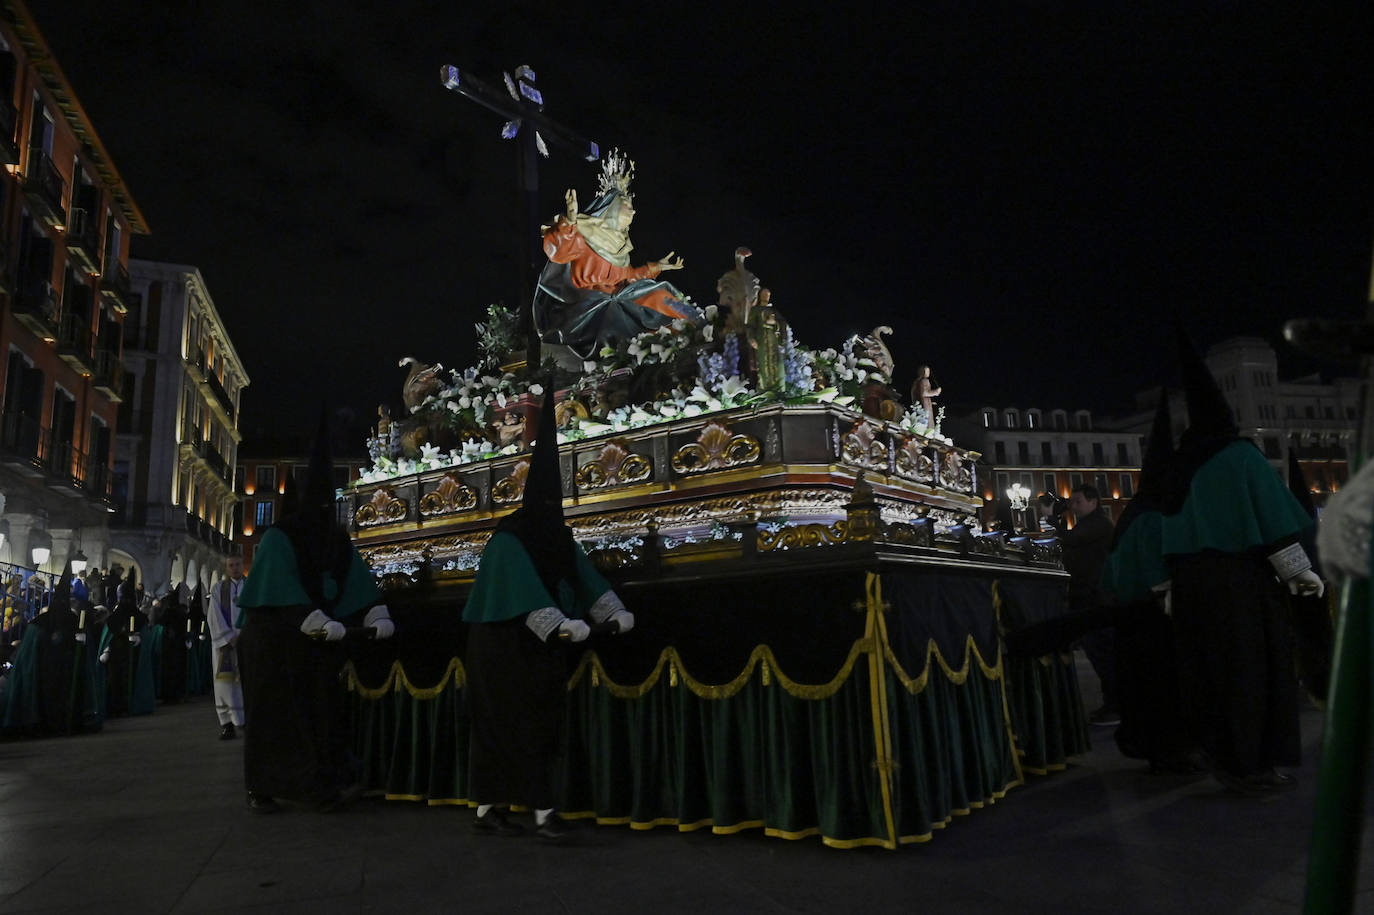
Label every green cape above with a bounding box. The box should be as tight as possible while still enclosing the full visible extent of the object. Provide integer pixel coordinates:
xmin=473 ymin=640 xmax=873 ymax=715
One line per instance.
xmin=461 ymin=531 xmax=614 ymax=624
xmin=238 ymin=527 xmax=381 ymax=622
xmin=1160 ymin=441 xmax=1313 ymax=557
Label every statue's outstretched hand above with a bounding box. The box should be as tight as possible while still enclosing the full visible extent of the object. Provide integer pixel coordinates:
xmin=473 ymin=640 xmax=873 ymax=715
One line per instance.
xmin=654 ymin=252 xmax=684 ymax=272
xmin=564 ymin=188 xmax=578 ymax=223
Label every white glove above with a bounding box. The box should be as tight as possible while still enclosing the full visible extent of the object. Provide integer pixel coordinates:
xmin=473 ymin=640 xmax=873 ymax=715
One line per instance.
xmin=128 ymin=633 xmax=141 ymax=647
xmin=1287 ymin=568 xmax=1325 ymax=598
xmin=99 ymin=649 xmax=110 ymax=663
xmin=184 ymin=639 xmax=193 ymax=650
xmin=75 ymin=633 xmax=87 ymax=644
xmin=1317 ymin=459 xmax=1374 ymax=581
xmin=608 ymin=608 xmax=635 ymax=633
xmin=364 ymin=605 xmax=395 ymax=640
xmin=559 ymin=619 xmax=590 ymax=643
xmin=301 ymin=609 xmax=344 ymax=640
xmin=1151 ymin=580 xmax=1172 ymax=617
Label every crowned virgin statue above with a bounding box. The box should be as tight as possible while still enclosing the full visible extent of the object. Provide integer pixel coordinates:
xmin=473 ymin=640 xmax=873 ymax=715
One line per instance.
xmin=533 ymin=150 xmax=701 ymax=360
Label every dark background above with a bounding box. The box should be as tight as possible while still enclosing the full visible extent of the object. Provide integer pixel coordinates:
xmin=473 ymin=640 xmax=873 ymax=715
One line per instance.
xmin=30 ymin=3 xmax=1373 ymax=437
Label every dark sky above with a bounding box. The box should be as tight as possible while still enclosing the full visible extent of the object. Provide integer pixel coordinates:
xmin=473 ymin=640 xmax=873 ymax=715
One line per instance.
xmin=31 ymin=3 xmax=1373 ymax=437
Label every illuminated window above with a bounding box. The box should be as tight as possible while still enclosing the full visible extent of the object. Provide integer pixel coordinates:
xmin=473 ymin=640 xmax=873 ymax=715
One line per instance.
xmin=254 ymin=500 xmax=274 ymax=528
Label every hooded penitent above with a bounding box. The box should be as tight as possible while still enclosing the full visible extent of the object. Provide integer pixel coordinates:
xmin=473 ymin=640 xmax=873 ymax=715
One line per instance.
xmin=274 ymin=409 xmax=356 ymax=614
xmin=493 ymin=386 xmax=578 ymax=601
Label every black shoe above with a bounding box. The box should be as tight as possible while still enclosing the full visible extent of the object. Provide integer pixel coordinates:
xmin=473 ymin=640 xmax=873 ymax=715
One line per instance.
xmin=247 ymin=792 xmax=280 ymax=814
xmin=473 ymin=808 xmax=524 ymax=836
xmin=535 ymin=815 xmax=573 ymax=844
xmin=219 ymin=723 xmax=236 ymax=740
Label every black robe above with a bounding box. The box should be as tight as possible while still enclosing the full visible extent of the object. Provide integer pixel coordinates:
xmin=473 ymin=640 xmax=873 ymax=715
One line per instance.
xmin=158 ymin=598 xmax=190 ymax=704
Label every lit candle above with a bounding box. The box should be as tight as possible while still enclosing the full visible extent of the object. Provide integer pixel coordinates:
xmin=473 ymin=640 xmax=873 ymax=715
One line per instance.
xmin=187 ymin=618 xmax=192 ymax=634
xmin=78 ymin=609 xmax=86 ymax=630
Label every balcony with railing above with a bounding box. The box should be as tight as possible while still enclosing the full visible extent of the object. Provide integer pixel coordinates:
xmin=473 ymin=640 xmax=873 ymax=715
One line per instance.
xmin=56 ymin=313 xmax=95 ymax=374
xmin=43 ymin=436 xmax=87 ymax=494
xmin=0 ymin=411 xmax=45 ymax=474
xmin=12 ymin=279 xmax=59 ymax=341
xmin=99 ymin=261 xmax=131 ymax=312
xmin=65 ymin=207 xmax=103 ymax=274
xmin=203 ymin=369 xmax=236 ymax=424
xmin=184 ymin=343 xmax=205 ymax=382
xmin=93 ymin=350 xmax=125 ymax=402
xmin=22 ymin=148 xmax=66 ymax=228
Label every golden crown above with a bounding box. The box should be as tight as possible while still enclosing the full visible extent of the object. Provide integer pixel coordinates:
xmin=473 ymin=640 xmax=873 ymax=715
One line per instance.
xmin=597 ymin=148 xmax=634 ymax=198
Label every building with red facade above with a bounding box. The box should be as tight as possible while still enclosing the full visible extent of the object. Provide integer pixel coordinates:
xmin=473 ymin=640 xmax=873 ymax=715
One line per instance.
xmin=0 ymin=1 xmax=146 ymax=575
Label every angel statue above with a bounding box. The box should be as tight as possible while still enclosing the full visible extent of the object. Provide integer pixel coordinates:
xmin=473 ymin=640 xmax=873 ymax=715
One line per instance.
xmin=533 ymin=149 xmax=702 ymax=360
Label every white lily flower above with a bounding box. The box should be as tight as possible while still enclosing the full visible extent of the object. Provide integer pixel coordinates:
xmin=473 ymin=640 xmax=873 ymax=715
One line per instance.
xmin=583 ymin=361 xmax=598 ymax=373
xmin=659 ymin=404 xmax=678 ymax=416
xmin=719 ymin=375 xmax=747 ymax=399
xmin=658 ymin=324 xmax=674 ymax=336
xmin=683 ymin=403 xmax=702 ymax=418
xmin=459 ymin=396 xmax=472 ymax=409
xmin=529 ymin=383 xmax=544 ymax=396
xmin=447 ymin=401 xmax=461 ymax=412
xmin=702 ymin=325 xmax=714 ymax=342
xmin=704 ymin=304 xmax=718 ymax=321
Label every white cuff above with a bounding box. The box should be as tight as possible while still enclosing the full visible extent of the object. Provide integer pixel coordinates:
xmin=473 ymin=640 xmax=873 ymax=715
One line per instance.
xmin=525 ymin=607 xmax=569 ymax=642
xmin=1268 ymin=542 xmax=1313 ymax=580
xmin=586 ymin=591 xmax=625 ymax=625
xmin=364 ymin=604 xmax=392 ymax=627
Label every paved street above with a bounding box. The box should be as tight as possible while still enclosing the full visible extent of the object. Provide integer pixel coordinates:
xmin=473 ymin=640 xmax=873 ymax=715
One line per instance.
xmin=1 ymin=658 xmax=1370 ymax=914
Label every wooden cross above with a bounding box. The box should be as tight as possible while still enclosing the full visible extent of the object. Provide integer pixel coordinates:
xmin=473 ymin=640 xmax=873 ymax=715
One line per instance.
xmin=440 ymin=64 xmax=601 ymax=363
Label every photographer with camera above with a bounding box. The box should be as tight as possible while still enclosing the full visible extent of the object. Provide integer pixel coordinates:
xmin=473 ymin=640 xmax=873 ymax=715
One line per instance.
xmin=1041 ymin=484 xmax=1119 ymax=726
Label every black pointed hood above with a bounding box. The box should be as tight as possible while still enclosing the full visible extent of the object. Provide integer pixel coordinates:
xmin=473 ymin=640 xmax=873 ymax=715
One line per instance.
xmin=1171 ymin=325 xmax=1248 ymax=497
xmin=1113 ymin=388 xmax=1178 ymax=546
xmin=275 ymin=405 xmax=354 ymax=612
xmin=1176 ymin=324 xmax=1238 ymax=445
xmin=523 ymin=385 xmax=565 ymax=525
xmin=1138 ymin=388 xmax=1176 ymax=501
xmin=494 ymin=384 xmax=577 ymax=598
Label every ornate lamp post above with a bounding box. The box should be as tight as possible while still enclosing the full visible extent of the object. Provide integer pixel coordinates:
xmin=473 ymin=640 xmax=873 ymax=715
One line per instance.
xmin=1006 ymin=482 xmax=1031 ymax=533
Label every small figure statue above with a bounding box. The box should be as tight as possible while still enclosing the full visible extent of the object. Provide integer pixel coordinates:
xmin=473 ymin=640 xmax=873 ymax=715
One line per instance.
xmin=532 ymin=149 xmax=701 ymax=360
xmin=716 ymin=246 xmax=759 ymax=334
xmin=399 ymin=357 xmax=445 ymax=412
xmin=496 ymin=411 xmax=526 ymax=449
xmin=746 ymin=288 xmax=788 ymax=393
xmin=912 ymin=365 xmax=942 ymax=425
xmin=376 ymin=405 xmax=392 ymax=442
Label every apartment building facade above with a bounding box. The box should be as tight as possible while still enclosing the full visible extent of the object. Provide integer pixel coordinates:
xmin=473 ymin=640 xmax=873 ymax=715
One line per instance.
xmin=109 ymin=261 xmax=247 ymax=594
xmin=0 ymin=2 xmax=146 ymax=574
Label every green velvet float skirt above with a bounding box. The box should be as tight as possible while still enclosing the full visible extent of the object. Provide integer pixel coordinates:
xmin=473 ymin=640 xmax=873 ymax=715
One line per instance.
xmin=344 ymin=569 xmax=1088 ymax=849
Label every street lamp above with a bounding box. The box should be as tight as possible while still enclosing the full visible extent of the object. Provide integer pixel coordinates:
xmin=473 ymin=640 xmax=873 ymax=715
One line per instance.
xmin=29 ymin=529 xmax=52 ymax=568
xmin=1006 ymin=483 xmax=1031 ymax=533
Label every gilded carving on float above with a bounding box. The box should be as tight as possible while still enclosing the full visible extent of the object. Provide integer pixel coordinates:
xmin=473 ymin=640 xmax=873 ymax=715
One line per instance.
xmin=575 ymin=440 xmax=652 ymax=489
xmin=671 ymin=420 xmax=761 ymax=474
xmin=492 ymin=460 xmax=531 ymax=504
xmin=939 ymin=450 xmax=973 ymax=493
xmin=757 ymin=523 xmax=847 ymax=551
xmin=841 ymin=419 xmax=888 ymax=470
xmin=419 ymin=473 xmax=478 ymax=517
xmin=895 ymin=436 xmax=936 ymax=483
xmin=354 ymin=486 xmax=408 ymax=526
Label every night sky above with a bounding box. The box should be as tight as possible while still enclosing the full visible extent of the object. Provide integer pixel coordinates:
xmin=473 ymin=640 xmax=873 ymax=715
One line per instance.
xmin=31 ymin=3 xmax=1373 ymax=439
